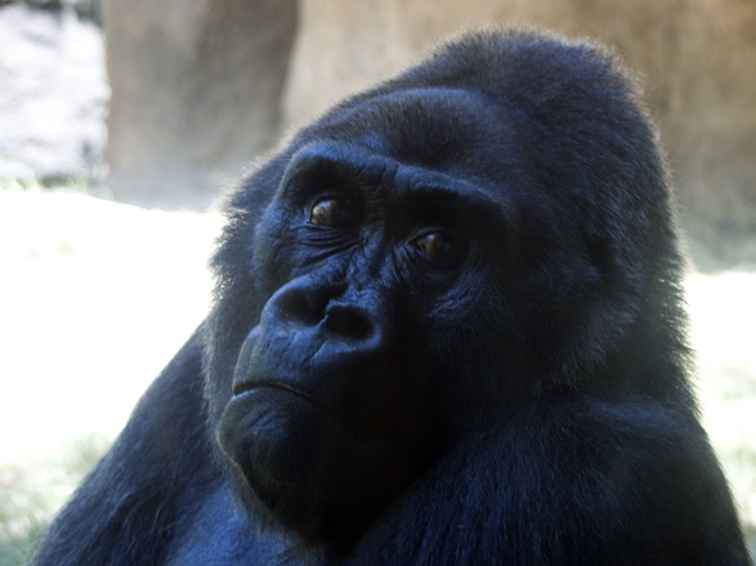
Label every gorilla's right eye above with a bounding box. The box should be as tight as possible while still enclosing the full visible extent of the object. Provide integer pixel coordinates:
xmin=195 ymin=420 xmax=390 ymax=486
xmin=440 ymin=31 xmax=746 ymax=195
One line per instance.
xmin=308 ymin=197 xmax=353 ymax=227
xmin=411 ymin=230 xmax=465 ymax=269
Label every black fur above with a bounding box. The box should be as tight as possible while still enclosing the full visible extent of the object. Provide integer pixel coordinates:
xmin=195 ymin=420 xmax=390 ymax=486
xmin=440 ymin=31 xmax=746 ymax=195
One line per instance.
xmin=33 ymin=29 xmax=751 ymax=565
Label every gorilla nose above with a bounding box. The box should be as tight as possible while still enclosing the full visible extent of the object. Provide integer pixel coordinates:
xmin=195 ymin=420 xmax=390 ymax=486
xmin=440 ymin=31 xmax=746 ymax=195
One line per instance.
xmin=323 ymin=302 xmax=374 ymax=342
xmin=269 ymin=276 xmax=389 ymax=353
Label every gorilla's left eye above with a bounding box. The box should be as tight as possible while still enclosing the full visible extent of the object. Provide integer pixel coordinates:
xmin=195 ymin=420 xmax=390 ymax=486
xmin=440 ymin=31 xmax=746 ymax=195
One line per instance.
xmin=412 ymin=230 xmax=463 ymax=268
xmin=308 ymin=197 xmax=354 ymax=227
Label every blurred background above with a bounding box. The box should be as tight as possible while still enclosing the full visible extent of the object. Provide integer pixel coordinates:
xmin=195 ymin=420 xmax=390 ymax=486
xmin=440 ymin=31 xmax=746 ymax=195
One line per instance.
xmin=1 ymin=0 xmax=755 ymax=562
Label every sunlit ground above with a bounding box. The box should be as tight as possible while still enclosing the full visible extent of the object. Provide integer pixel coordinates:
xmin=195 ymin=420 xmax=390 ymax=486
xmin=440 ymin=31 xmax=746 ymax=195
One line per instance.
xmin=0 ymin=187 xmax=222 ymax=563
xmin=1 ymin=188 xmax=754 ymax=561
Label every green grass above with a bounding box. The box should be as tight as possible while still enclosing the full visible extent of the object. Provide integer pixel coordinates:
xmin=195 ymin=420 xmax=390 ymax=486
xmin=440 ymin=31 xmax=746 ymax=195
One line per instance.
xmin=0 ymin=436 xmax=109 ymax=566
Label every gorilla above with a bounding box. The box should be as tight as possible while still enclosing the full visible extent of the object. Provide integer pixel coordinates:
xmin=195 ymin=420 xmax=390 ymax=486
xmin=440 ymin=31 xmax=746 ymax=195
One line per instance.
xmin=34 ymin=29 xmax=751 ymax=565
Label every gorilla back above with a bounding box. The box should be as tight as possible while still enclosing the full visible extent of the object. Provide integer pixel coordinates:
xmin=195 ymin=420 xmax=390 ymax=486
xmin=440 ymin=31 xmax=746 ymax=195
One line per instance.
xmin=34 ymin=29 xmax=751 ymax=566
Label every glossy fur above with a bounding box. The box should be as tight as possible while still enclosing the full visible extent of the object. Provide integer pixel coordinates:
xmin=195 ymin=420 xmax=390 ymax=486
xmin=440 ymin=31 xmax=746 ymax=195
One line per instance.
xmin=33 ymin=29 xmax=751 ymax=565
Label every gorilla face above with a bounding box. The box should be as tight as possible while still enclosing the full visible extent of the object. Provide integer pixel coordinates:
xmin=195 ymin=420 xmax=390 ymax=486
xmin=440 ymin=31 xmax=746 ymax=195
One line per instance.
xmin=209 ymin=43 xmax=659 ymax=546
xmin=211 ymin=90 xmax=531 ymax=542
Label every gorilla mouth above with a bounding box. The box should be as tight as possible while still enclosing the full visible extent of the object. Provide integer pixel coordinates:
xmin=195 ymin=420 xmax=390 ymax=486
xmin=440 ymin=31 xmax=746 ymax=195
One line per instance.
xmin=220 ymin=387 xmax=331 ymax=483
xmin=219 ymin=383 xmax=396 ymax=534
xmin=232 ymin=379 xmax=319 ymax=408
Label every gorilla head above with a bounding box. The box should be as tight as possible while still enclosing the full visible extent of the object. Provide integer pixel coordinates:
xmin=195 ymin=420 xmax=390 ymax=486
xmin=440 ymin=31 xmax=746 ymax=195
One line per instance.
xmin=32 ymin=28 xmax=749 ymax=566
xmin=208 ymin=30 xmax=685 ymax=547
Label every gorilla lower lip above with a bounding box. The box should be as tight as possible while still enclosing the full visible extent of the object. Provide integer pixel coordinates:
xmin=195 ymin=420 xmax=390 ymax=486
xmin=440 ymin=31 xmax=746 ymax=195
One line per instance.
xmin=232 ymin=380 xmax=315 ymax=405
xmin=220 ymin=387 xmax=343 ymax=498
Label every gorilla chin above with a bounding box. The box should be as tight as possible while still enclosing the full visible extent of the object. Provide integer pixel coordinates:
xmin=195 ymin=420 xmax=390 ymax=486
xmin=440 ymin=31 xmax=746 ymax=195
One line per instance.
xmin=218 ymin=385 xmax=411 ymax=542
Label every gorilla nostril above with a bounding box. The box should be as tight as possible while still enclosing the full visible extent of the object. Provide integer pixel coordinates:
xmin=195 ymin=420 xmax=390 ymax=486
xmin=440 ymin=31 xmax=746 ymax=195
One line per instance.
xmin=324 ymin=305 xmax=373 ymax=341
xmin=278 ymin=287 xmax=325 ymax=326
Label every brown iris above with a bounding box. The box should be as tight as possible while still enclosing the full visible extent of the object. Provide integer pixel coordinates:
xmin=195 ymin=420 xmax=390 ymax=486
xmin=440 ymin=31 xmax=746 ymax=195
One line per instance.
xmin=414 ymin=231 xmax=458 ymax=266
xmin=309 ymin=198 xmax=351 ymax=227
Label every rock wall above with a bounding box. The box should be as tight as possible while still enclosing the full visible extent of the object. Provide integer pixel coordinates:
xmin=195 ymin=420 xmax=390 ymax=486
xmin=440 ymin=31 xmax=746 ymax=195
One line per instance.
xmin=103 ymin=0 xmax=297 ymax=208
xmin=0 ymin=4 xmax=107 ymax=184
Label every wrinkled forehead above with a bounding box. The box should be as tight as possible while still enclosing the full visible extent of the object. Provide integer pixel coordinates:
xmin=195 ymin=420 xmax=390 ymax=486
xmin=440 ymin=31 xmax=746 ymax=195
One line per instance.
xmin=308 ymin=86 xmax=519 ymax=181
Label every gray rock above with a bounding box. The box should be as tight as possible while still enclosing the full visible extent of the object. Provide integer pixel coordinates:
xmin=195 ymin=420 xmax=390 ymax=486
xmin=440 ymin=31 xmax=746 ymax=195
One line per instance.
xmin=0 ymin=4 xmax=107 ymax=183
xmin=102 ymin=0 xmax=297 ymax=209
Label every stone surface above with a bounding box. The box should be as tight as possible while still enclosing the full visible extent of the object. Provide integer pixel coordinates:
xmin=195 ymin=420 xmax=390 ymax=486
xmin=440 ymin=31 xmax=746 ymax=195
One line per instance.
xmin=103 ymin=0 xmax=297 ymax=208
xmin=0 ymin=4 xmax=107 ymax=183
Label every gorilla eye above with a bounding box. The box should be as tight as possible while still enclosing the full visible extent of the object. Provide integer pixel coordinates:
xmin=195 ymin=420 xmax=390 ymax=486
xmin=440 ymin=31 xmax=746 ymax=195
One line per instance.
xmin=412 ymin=231 xmax=462 ymax=267
xmin=308 ymin=197 xmax=353 ymax=227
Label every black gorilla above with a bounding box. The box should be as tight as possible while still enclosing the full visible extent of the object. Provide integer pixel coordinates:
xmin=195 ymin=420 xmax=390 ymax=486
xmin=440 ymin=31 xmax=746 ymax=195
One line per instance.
xmin=34 ymin=29 xmax=751 ymax=565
